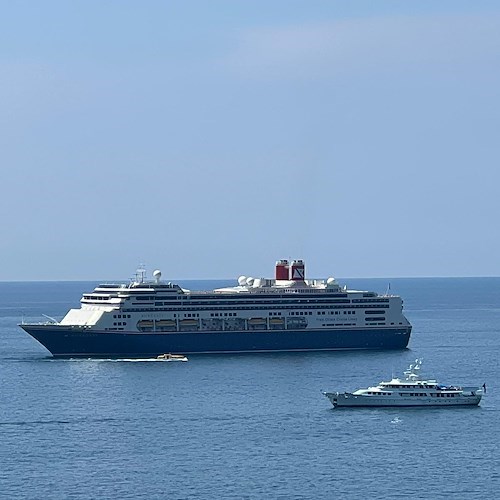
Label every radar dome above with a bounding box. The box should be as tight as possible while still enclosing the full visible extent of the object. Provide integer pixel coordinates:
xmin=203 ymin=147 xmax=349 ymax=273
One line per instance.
xmin=327 ymin=277 xmax=336 ymax=285
xmin=238 ymin=275 xmax=247 ymax=286
xmin=153 ymin=270 xmax=162 ymax=283
xmin=246 ymin=277 xmax=254 ymax=286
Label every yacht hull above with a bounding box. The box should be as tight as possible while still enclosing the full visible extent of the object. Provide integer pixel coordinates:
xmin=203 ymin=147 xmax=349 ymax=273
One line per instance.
xmin=324 ymin=392 xmax=482 ymax=407
xmin=20 ymin=325 xmax=411 ymax=357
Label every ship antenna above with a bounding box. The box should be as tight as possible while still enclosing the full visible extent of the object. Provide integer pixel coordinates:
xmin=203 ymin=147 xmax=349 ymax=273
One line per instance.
xmin=135 ymin=264 xmax=147 ymax=284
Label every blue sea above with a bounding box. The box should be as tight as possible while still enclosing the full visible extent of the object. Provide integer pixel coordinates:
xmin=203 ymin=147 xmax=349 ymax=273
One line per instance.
xmin=1 ymin=278 xmax=499 ymax=499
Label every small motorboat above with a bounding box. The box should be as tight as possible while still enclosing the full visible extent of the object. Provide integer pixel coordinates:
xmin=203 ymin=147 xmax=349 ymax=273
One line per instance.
xmin=156 ymin=353 xmax=188 ymax=362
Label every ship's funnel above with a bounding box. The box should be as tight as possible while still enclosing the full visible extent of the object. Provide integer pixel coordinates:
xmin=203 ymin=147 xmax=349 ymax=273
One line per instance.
xmin=289 ymin=260 xmax=305 ymax=281
xmin=275 ymin=259 xmax=289 ymax=280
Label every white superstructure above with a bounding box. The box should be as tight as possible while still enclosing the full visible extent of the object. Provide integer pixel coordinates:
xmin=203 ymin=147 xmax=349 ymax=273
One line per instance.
xmin=52 ymin=260 xmax=411 ymax=335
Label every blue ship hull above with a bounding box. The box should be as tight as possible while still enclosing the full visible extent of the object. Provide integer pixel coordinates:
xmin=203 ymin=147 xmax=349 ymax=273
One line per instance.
xmin=20 ymin=325 xmax=411 ymax=357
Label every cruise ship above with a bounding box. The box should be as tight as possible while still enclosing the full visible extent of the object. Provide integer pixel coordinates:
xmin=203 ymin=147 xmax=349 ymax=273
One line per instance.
xmin=19 ymin=259 xmax=412 ymax=357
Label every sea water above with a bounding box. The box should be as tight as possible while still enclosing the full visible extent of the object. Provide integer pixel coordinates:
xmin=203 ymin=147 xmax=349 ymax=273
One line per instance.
xmin=0 ymin=278 xmax=499 ymax=499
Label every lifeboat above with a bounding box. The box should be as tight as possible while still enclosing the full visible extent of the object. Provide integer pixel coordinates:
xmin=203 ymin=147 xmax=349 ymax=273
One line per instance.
xmin=155 ymin=320 xmax=176 ymax=327
xmin=155 ymin=319 xmax=176 ymax=331
xmin=269 ymin=317 xmax=285 ymax=329
xmin=180 ymin=319 xmax=199 ymax=325
xmin=248 ymin=318 xmax=266 ymax=324
xmin=137 ymin=320 xmax=154 ymax=331
xmin=269 ymin=317 xmax=285 ymax=324
xmin=248 ymin=317 xmax=267 ymax=330
xmin=179 ymin=319 xmax=200 ymax=330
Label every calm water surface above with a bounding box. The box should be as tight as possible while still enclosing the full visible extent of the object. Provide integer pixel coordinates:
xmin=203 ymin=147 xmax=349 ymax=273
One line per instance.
xmin=1 ymin=278 xmax=499 ymax=499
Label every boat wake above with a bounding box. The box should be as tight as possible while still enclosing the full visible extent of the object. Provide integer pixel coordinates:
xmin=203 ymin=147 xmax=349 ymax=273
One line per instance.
xmin=60 ymin=356 xmax=188 ymax=363
xmin=103 ymin=356 xmax=188 ymax=362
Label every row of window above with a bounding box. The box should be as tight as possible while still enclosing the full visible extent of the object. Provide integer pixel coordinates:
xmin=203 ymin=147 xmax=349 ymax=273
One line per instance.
xmin=386 ymin=385 xmax=429 ymax=389
xmin=131 ymin=295 xmax=353 ymax=303
xmin=134 ymin=299 xmax=354 ymax=306
xmin=400 ymin=393 xmax=456 ymax=397
xmin=332 ymin=310 xmax=354 ymax=315
xmin=366 ymin=386 xmax=456 ymax=398
xmin=121 ymin=304 xmax=390 ymax=313
xmin=129 ymin=292 xmax=352 ymax=302
xmin=89 ymin=296 xmax=349 ymax=305
xmin=352 ymin=299 xmax=390 ymax=303
xmin=170 ymin=310 xmax=364 ymax=317
xmin=86 ymin=293 xmax=387 ymax=304
xmin=119 ymin=308 xmax=385 ymax=316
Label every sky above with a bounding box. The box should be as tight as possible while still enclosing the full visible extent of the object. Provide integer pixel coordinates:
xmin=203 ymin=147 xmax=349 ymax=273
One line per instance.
xmin=1 ymin=0 xmax=499 ymax=280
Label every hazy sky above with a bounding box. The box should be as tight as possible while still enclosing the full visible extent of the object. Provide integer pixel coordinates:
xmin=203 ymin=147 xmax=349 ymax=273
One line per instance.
xmin=1 ymin=1 xmax=499 ymax=280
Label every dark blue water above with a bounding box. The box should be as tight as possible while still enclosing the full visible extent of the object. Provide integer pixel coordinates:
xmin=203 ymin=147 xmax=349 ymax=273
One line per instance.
xmin=1 ymin=278 xmax=499 ymax=499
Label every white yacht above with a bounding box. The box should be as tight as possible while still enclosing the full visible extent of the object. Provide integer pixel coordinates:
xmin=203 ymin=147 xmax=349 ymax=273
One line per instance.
xmin=323 ymin=359 xmax=484 ymax=407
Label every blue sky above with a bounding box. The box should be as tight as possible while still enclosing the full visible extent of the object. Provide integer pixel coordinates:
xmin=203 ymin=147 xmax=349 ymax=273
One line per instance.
xmin=1 ymin=1 xmax=499 ymax=280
